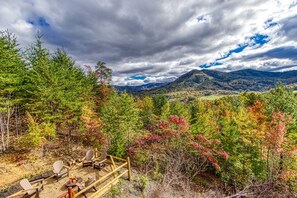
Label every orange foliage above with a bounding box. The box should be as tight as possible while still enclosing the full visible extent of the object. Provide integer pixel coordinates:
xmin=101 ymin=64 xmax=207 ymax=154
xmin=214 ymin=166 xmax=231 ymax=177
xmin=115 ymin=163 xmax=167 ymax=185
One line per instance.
xmin=81 ymin=105 xmax=106 ymax=146
xmin=265 ymin=112 xmax=289 ymax=154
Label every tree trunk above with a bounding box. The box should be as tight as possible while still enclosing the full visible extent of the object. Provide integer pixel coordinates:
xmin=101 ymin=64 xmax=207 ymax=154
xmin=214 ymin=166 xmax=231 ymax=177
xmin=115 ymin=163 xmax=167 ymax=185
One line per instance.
xmin=0 ymin=113 xmax=6 ymax=151
xmin=267 ymin=149 xmax=270 ymax=180
xmin=270 ymin=153 xmax=274 ymax=180
xmin=6 ymin=104 xmax=11 ymax=149
xmin=279 ymin=153 xmax=284 ymax=173
xmin=15 ymin=105 xmax=19 ymax=138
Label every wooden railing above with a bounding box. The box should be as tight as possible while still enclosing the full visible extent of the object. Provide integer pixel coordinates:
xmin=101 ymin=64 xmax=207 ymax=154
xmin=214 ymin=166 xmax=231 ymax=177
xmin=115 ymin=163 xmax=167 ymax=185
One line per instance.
xmin=67 ymin=155 xmax=131 ymax=198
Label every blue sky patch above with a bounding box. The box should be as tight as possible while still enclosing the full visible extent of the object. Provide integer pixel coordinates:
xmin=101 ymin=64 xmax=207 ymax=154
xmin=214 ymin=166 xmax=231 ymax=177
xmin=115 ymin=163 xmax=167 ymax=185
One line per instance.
xmin=128 ymin=75 xmax=147 ymax=80
xmin=219 ymin=34 xmax=269 ymax=60
xmin=38 ymin=17 xmax=50 ymax=27
xmin=265 ymin=19 xmax=278 ymax=29
xmin=199 ymin=33 xmax=269 ymax=68
xmin=27 ymin=17 xmax=50 ymax=27
xmin=250 ymin=34 xmax=269 ymax=46
xmin=200 ymin=62 xmax=222 ymax=68
xmin=216 ymin=44 xmax=248 ymax=61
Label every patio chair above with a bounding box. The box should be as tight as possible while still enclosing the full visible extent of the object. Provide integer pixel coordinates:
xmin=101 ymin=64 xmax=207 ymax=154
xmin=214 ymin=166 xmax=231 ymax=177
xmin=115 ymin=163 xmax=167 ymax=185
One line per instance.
xmin=77 ymin=177 xmax=97 ymax=198
xmin=93 ymin=149 xmax=108 ymax=170
xmin=82 ymin=150 xmax=95 ymax=167
xmin=19 ymin=178 xmax=44 ymax=198
xmin=53 ymin=160 xmax=70 ymax=181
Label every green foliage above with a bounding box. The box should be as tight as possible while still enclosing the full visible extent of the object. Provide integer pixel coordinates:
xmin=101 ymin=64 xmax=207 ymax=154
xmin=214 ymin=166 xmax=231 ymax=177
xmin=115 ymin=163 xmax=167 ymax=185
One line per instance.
xmin=152 ymin=95 xmax=168 ymax=116
xmin=137 ymin=175 xmax=149 ymax=192
xmin=134 ymin=149 xmax=151 ymax=166
xmin=110 ymin=185 xmax=122 ymax=196
xmin=138 ymin=96 xmax=156 ymax=129
xmin=240 ymin=92 xmax=264 ymax=106
xmin=0 ymin=31 xmax=26 ymax=105
xmin=191 ymin=99 xmax=217 ymax=138
xmin=202 ymin=99 xmax=267 ymax=187
xmin=17 ymin=113 xmax=56 ymax=148
xmin=160 ymin=100 xmax=170 ymax=119
xmin=26 ymin=37 xmax=93 ymax=126
xmin=170 ymin=101 xmax=190 ymax=121
xmin=265 ymin=84 xmax=297 ymax=120
xmin=101 ymin=92 xmax=141 ymax=157
xmin=0 ymin=31 xmax=26 ymax=150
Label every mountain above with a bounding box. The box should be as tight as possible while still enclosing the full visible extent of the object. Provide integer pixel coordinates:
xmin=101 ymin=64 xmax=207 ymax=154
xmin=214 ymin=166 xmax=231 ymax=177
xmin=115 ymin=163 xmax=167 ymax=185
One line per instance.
xmin=115 ymin=82 xmax=167 ymax=92
xmin=142 ymin=69 xmax=297 ymax=94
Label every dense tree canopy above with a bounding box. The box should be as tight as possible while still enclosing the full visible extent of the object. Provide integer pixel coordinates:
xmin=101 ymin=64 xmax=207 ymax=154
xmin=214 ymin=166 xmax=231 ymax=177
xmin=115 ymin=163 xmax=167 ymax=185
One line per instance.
xmin=0 ymin=31 xmax=26 ymax=151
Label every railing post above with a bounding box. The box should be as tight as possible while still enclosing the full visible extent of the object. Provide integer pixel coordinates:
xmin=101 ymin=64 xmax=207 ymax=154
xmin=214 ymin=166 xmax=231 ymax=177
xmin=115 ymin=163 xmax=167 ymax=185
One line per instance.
xmin=127 ymin=157 xmax=132 ymax=181
xmin=110 ymin=156 xmax=118 ymax=178
xmin=68 ymin=187 xmax=74 ymax=198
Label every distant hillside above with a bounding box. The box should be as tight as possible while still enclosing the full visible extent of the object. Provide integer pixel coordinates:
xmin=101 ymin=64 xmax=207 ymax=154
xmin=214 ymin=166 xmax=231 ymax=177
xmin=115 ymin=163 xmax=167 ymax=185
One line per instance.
xmin=140 ymin=69 xmax=297 ymax=94
xmin=115 ymin=82 xmax=167 ymax=92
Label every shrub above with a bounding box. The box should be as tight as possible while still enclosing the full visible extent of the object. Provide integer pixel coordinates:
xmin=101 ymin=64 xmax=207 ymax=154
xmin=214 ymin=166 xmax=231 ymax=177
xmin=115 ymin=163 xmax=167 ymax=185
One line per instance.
xmin=16 ymin=113 xmax=56 ymax=148
xmin=129 ymin=115 xmax=228 ymax=177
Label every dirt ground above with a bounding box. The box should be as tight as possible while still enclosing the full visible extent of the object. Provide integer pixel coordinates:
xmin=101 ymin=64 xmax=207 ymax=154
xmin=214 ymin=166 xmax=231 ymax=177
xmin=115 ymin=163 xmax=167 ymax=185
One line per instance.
xmin=0 ymin=140 xmax=90 ymax=197
xmin=0 ymin=141 xmax=134 ymax=198
xmin=0 ymin=151 xmax=51 ymax=189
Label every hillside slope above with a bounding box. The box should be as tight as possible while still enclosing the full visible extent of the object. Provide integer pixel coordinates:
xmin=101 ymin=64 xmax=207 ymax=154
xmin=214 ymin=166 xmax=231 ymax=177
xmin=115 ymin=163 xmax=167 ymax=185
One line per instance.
xmin=145 ymin=69 xmax=297 ymax=94
xmin=115 ymin=82 xmax=167 ymax=92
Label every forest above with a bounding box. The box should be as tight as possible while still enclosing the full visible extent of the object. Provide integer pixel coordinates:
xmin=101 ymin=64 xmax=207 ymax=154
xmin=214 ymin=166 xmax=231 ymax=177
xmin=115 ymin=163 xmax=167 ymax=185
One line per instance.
xmin=1 ymin=31 xmax=297 ymax=197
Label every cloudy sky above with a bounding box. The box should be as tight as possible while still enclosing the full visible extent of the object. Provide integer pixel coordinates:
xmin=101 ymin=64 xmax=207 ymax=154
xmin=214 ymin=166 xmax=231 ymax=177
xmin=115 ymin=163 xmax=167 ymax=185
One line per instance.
xmin=1 ymin=0 xmax=297 ymax=85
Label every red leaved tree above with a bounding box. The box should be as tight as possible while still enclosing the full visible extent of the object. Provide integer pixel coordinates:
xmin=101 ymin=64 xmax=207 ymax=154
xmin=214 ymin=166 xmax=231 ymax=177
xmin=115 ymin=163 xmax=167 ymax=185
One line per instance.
xmin=129 ymin=115 xmax=228 ymax=173
xmin=81 ymin=105 xmax=106 ymax=147
xmin=265 ymin=112 xmax=290 ymax=180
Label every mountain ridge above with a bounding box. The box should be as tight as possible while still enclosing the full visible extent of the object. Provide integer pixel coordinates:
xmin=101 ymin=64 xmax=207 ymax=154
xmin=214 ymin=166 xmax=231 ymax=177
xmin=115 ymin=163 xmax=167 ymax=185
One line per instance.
xmin=121 ymin=69 xmax=297 ymax=94
xmin=114 ymin=82 xmax=167 ymax=92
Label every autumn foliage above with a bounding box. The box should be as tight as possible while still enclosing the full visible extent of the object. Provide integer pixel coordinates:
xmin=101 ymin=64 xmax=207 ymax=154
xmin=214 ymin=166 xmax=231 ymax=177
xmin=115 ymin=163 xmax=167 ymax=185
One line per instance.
xmin=129 ymin=115 xmax=228 ymax=172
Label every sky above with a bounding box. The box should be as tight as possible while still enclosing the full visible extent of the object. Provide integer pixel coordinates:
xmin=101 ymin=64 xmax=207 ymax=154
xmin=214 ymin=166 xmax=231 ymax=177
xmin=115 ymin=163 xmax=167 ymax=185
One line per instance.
xmin=1 ymin=0 xmax=297 ymax=86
